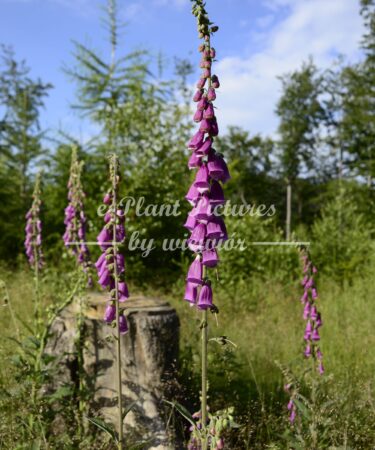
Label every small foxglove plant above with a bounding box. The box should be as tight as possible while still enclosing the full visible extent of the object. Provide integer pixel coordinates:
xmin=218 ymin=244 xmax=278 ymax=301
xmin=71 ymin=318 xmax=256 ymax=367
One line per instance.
xmin=63 ymin=147 xmax=93 ymax=435
xmin=63 ymin=146 xmax=93 ymax=286
xmin=95 ymin=154 xmax=129 ymax=449
xmin=25 ymin=172 xmax=44 ymax=324
xmin=286 ymin=246 xmax=324 ymax=424
xmin=25 ymin=172 xmax=44 ymax=270
xmin=184 ymin=1 xmax=230 ymax=447
xmin=300 ymin=248 xmax=324 ymax=375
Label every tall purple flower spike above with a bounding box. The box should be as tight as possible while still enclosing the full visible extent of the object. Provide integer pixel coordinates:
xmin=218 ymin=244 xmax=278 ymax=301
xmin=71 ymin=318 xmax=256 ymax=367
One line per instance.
xmin=95 ymin=156 xmax=129 ymax=333
xmin=25 ymin=173 xmax=44 ymax=270
xmin=183 ymin=5 xmax=230 ymax=308
xmin=63 ymin=148 xmax=92 ymax=286
xmin=286 ymin=247 xmax=325 ymax=424
xmin=300 ymin=248 xmax=324 ymax=374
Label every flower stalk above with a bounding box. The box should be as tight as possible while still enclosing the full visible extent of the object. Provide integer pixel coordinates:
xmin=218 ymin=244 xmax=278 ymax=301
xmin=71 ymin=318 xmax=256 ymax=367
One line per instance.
xmin=185 ymin=1 xmax=228 ymax=447
xmin=286 ymin=245 xmax=324 ymax=424
xmin=63 ymin=146 xmax=93 ymax=436
xmin=25 ymin=172 xmax=44 ymax=329
xmin=95 ymin=154 xmax=129 ymax=449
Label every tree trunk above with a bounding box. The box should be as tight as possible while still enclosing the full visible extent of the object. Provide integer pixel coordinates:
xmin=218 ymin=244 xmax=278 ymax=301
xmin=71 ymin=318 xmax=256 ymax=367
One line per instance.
xmin=286 ymin=182 xmax=292 ymax=241
xmin=44 ymin=294 xmax=180 ymax=450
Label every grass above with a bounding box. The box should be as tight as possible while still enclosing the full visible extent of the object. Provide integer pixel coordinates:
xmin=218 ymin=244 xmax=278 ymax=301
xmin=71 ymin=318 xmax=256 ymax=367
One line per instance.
xmin=1 ymin=264 xmax=375 ymax=448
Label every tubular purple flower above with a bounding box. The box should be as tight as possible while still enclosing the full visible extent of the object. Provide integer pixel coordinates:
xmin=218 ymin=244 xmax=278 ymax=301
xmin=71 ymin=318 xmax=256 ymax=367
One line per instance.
xmin=184 ymin=214 xmax=197 ymax=231
xmin=194 ymin=164 xmax=210 ymax=193
xmin=194 ymin=108 xmax=204 ymax=123
xmin=185 ymin=183 xmax=201 ymax=206
xmin=304 ymin=321 xmax=312 ymax=340
xmin=207 ymin=87 xmax=216 ymax=101
xmin=310 ymin=305 xmax=318 ymax=320
xmin=303 ymin=301 xmax=311 ymax=320
xmin=188 ymin=131 xmax=205 ymax=150
xmin=193 ymin=195 xmax=212 ymax=222
xmin=211 ymin=74 xmax=220 ymax=88
xmin=196 ymin=138 xmax=212 ymax=156
xmin=118 ymin=281 xmax=129 ymax=302
xmin=188 ymin=223 xmax=207 ymax=252
xmin=199 ymin=119 xmax=211 ymax=133
xmin=311 ymin=328 xmax=320 ymax=341
xmin=188 ymin=153 xmax=203 ymax=169
xmin=119 ymin=314 xmax=129 ymax=334
xmin=193 ymin=90 xmax=204 ymax=102
xmin=97 ymin=227 xmax=111 ymax=250
xmin=103 ymin=193 xmax=112 ymax=205
xmin=202 ymin=248 xmax=219 ymax=267
xmin=187 ymin=256 xmax=203 ymax=285
xmin=207 ymin=153 xmax=230 ymax=183
xmin=209 ymin=180 xmax=225 ymax=206
xmin=198 ymin=283 xmax=213 ymax=310
xmin=184 ymin=282 xmax=198 ymax=304
xmin=197 ymin=96 xmax=208 ymax=111
xmin=206 ymin=216 xmax=227 ymax=241
xmin=197 ymin=78 xmax=206 ymax=89
xmin=203 ymin=103 xmax=215 ymax=119
xmin=104 ymin=303 xmax=116 ymax=323
xmin=304 ymin=343 xmax=312 ymax=358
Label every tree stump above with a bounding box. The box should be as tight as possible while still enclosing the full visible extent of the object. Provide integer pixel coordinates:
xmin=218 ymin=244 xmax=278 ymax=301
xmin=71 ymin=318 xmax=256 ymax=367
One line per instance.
xmin=44 ymin=294 xmax=180 ymax=450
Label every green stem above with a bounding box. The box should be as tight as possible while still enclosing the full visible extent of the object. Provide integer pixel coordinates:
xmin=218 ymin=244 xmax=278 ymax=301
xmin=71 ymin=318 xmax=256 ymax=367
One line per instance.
xmin=201 ymin=264 xmax=208 ymax=448
xmin=112 ymin=155 xmax=124 ymax=450
xmin=201 ymin=308 xmax=208 ymax=445
xmin=76 ymin=286 xmax=86 ymax=439
xmin=33 ymin=238 xmax=41 ymax=333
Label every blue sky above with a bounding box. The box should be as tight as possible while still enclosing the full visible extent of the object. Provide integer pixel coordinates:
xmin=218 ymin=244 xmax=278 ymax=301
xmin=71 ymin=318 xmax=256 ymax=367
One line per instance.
xmin=0 ymin=0 xmax=365 ymax=141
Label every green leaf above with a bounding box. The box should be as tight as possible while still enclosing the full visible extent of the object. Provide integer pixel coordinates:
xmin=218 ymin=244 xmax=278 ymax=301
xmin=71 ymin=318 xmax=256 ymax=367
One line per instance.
xmin=163 ymin=400 xmax=196 ymax=428
xmin=123 ymin=401 xmax=136 ymax=420
xmin=85 ymin=416 xmax=118 ymax=444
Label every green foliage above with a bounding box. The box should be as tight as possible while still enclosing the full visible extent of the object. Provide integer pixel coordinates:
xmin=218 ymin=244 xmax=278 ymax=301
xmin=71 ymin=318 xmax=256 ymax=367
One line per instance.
xmin=311 ymin=186 xmax=373 ymax=280
xmin=276 ymin=59 xmax=325 ymax=182
xmin=218 ymin=214 xmax=300 ymax=293
xmin=0 ymin=46 xmax=51 ymax=260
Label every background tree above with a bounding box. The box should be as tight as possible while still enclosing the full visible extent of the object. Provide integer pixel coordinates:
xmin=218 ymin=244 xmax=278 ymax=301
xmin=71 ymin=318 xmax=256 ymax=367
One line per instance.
xmin=276 ymin=59 xmax=325 ymax=240
xmin=0 ymin=46 xmax=52 ymax=259
xmin=65 ymin=0 xmax=192 ymax=285
xmin=340 ymin=0 xmax=375 ymax=188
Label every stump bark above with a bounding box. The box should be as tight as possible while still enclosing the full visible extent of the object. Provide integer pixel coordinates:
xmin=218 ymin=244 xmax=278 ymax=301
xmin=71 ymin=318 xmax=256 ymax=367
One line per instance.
xmin=44 ymin=294 xmax=180 ymax=450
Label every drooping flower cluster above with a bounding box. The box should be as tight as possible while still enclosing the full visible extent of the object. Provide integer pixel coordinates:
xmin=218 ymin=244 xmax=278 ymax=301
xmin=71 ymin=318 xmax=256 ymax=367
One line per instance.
xmin=63 ymin=148 xmax=92 ymax=286
xmin=95 ymin=156 xmax=129 ymax=334
xmin=184 ymin=0 xmax=229 ymax=309
xmin=25 ymin=173 xmax=44 ymax=270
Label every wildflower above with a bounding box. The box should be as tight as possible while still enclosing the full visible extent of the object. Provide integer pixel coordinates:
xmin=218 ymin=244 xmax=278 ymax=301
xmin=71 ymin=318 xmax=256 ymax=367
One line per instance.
xmin=197 ymin=283 xmax=213 ymax=310
xmin=299 ymin=247 xmax=324 ymax=372
xmin=25 ymin=172 xmax=44 ymax=270
xmin=63 ymin=147 xmax=92 ymax=285
xmin=95 ymin=155 xmax=129 ymax=333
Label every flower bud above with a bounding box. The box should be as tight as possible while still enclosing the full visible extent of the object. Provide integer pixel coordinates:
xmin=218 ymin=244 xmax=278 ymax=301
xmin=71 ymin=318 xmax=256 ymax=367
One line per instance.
xmin=193 ymin=89 xmax=204 ymax=102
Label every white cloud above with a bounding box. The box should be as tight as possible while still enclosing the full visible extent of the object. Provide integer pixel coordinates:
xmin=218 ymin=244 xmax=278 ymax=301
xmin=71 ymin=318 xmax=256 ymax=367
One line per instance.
xmin=214 ymin=0 xmax=365 ymax=137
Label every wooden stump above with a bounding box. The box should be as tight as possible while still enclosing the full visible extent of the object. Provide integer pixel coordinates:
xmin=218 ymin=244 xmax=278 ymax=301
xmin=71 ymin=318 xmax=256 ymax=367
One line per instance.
xmin=44 ymin=294 xmax=180 ymax=450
